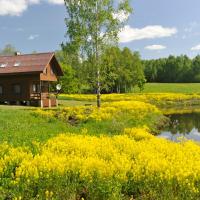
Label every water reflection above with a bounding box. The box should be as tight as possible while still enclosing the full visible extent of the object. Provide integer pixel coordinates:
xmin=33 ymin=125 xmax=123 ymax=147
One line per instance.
xmin=159 ymin=112 xmax=200 ymax=141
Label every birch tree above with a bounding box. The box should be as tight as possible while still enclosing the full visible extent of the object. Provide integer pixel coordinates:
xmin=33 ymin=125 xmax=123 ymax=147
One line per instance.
xmin=62 ymin=0 xmax=132 ymax=107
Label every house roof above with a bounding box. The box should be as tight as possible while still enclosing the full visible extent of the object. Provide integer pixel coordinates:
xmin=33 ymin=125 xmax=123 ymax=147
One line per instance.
xmin=0 ymin=52 xmax=63 ymax=76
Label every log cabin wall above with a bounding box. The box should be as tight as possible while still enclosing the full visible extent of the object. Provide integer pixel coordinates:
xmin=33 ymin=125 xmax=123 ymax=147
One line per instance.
xmin=0 ymin=74 xmax=40 ymax=102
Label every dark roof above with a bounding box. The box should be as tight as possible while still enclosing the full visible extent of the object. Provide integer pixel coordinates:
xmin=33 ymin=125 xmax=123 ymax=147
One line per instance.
xmin=0 ymin=52 xmax=63 ymax=76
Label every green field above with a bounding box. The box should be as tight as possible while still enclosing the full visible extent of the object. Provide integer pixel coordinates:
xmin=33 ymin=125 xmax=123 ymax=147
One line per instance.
xmin=0 ymin=103 xmax=163 ymax=147
xmin=0 ymin=107 xmax=74 ymax=146
xmin=134 ymin=83 xmax=200 ymax=93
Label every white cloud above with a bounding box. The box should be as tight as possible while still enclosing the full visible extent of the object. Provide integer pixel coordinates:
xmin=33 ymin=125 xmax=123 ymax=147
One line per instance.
xmin=119 ymin=25 xmax=177 ymax=43
xmin=0 ymin=0 xmax=40 ymax=16
xmin=191 ymin=44 xmax=200 ymax=51
xmin=0 ymin=0 xmax=63 ymax=16
xmin=28 ymin=34 xmax=39 ymax=40
xmin=145 ymin=44 xmax=166 ymax=50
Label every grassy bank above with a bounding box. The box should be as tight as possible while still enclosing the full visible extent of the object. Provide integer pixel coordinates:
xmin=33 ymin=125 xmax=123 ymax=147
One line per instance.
xmin=0 ymin=99 xmax=164 ymax=146
xmin=0 ymin=107 xmax=73 ymax=146
xmin=134 ymin=83 xmax=200 ymax=93
xmin=2 ymin=92 xmax=200 ymax=147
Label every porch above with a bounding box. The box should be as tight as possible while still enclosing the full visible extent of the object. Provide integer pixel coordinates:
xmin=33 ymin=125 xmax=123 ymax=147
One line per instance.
xmin=30 ymin=81 xmax=58 ymax=107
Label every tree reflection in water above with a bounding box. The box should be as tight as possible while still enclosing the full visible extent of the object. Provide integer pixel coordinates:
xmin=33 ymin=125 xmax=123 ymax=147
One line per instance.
xmin=159 ymin=112 xmax=200 ymax=141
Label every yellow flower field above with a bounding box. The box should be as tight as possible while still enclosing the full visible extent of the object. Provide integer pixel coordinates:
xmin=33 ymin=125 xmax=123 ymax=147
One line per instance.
xmin=35 ymin=100 xmax=160 ymax=122
xmin=2 ymin=92 xmax=200 ymax=199
xmin=1 ymin=128 xmax=200 ymax=199
xmin=60 ymin=93 xmax=200 ymax=106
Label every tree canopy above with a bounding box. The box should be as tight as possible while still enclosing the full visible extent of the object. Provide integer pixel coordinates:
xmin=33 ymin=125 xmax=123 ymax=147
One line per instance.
xmin=56 ymin=46 xmax=145 ymax=94
xmin=62 ymin=0 xmax=132 ymax=106
xmin=0 ymin=44 xmax=17 ymax=56
xmin=143 ymin=55 xmax=200 ymax=83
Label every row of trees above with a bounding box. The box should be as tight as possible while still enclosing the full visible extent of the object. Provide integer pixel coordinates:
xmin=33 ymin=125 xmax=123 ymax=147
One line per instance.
xmin=144 ymin=55 xmax=200 ymax=83
xmin=57 ymin=46 xmax=145 ymax=94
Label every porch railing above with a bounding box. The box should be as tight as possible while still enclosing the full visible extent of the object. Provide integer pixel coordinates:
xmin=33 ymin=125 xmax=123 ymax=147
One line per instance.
xmin=30 ymin=93 xmax=56 ymax=100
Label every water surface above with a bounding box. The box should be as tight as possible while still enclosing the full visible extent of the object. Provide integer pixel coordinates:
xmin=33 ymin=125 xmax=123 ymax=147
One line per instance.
xmin=159 ymin=112 xmax=200 ymax=141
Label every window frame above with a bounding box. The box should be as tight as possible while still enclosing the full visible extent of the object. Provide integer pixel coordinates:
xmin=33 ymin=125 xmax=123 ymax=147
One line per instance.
xmin=13 ymin=84 xmax=21 ymax=95
xmin=0 ymin=85 xmax=3 ymax=95
xmin=32 ymin=83 xmax=40 ymax=93
xmin=51 ymin=68 xmax=54 ymax=75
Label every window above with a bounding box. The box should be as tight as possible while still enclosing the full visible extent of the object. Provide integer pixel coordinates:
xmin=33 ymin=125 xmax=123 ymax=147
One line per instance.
xmin=0 ymin=63 xmax=7 ymax=68
xmin=32 ymin=84 xmax=37 ymax=93
xmin=14 ymin=62 xmax=21 ymax=67
xmin=0 ymin=85 xmax=3 ymax=95
xmin=13 ymin=84 xmax=21 ymax=95
xmin=32 ymin=84 xmax=40 ymax=93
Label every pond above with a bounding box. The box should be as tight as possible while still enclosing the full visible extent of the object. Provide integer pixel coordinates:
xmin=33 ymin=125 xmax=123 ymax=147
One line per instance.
xmin=159 ymin=112 xmax=200 ymax=142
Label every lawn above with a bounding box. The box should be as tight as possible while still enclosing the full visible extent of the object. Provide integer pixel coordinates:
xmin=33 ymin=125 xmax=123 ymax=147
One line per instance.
xmin=0 ymin=99 xmax=164 ymax=147
xmin=0 ymin=107 xmax=75 ymax=146
xmin=134 ymin=83 xmax=200 ymax=93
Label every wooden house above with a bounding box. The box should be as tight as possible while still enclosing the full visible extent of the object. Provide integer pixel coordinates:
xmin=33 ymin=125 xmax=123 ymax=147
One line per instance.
xmin=0 ymin=52 xmax=63 ymax=107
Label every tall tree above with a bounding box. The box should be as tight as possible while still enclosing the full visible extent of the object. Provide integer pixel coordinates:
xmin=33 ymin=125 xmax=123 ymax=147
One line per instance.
xmin=99 ymin=46 xmax=145 ymax=93
xmin=0 ymin=44 xmax=17 ymax=56
xmin=62 ymin=0 xmax=132 ymax=107
xmin=192 ymin=55 xmax=200 ymax=82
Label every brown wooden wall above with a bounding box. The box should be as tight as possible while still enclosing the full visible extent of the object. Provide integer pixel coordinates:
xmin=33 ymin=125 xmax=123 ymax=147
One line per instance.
xmin=40 ymin=60 xmax=58 ymax=82
xmin=0 ymin=74 xmax=40 ymax=101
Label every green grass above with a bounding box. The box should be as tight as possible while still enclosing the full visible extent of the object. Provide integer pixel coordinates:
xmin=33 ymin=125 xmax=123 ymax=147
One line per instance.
xmin=134 ymin=83 xmax=200 ymax=93
xmin=0 ymin=107 xmax=77 ymax=146
xmin=0 ymin=102 xmax=164 ymax=146
xmin=59 ymin=99 xmax=96 ymax=107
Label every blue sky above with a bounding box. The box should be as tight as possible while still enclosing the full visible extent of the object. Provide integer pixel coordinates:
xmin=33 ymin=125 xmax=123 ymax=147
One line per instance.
xmin=1 ymin=0 xmax=200 ymax=59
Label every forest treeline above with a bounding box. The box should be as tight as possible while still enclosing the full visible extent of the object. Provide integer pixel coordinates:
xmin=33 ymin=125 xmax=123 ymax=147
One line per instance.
xmin=58 ymin=52 xmax=200 ymax=93
xmin=144 ymin=55 xmax=200 ymax=83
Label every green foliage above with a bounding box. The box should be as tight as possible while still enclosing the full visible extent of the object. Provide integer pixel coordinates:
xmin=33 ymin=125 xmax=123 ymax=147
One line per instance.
xmin=143 ymin=55 xmax=200 ymax=83
xmin=192 ymin=55 xmax=200 ymax=82
xmin=58 ymin=46 xmax=146 ymax=94
xmin=63 ymin=0 xmax=132 ymax=56
xmin=100 ymin=47 xmax=146 ymax=93
xmin=62 ymin=0 xmax=132 ymax=105
xmin=0 ymin=44 xmax=17 ymax=56
xmin=59 ymin=63 xmax=79 ymax=94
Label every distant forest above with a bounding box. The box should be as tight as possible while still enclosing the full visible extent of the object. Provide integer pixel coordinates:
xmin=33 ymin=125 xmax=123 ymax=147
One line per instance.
xmin=144 ymin=55 xmax=200 ymax=83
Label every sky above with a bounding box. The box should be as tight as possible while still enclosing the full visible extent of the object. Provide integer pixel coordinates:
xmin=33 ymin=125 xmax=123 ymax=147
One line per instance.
xmin=1 ymin=0 xmax=200 ymax=59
